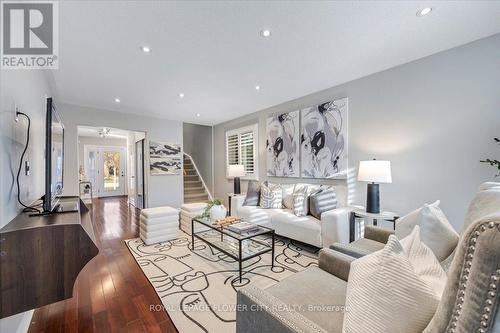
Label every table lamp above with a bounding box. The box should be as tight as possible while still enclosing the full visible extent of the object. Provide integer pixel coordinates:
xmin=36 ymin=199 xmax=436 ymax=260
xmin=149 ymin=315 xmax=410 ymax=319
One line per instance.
xmin=228 ymin=165 xmax=245 ymax=194
xmin=357 ymin=159 xmax=392 ymax=214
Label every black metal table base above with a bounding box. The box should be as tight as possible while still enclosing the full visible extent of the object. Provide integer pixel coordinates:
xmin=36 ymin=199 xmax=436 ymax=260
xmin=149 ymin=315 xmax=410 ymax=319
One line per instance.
xmin=191 ymin=218 xmax=275 ymax=282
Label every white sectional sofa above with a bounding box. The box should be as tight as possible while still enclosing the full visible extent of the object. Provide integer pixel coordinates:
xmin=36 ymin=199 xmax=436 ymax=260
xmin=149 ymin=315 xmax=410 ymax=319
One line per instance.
xmin=231 ymin=183 xmax=352 ymax=248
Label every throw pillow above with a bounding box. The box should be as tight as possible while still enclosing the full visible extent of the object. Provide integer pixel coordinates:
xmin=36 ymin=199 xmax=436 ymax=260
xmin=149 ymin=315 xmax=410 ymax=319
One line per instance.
xmin=395 ymin=200 xmax=459 ymax=261
xmin=309 ymin=187 xmax=337 ymax=219
xmin=343 ymin=228 xmax=447 ymax=333
xmin=400 ymin=226 xmax=447 ymax=297
xmin=281 ymin=184 xmax=295 ymax=209
xmin=260 ymin=183 xmax=282 ymax=209
xmin=292 ymin=185 xmax=308 ymax=216
xmin=295 ymin=183 xmax=320 ymax=196
xmin=243 ymin=180 xmax=263 ymax=206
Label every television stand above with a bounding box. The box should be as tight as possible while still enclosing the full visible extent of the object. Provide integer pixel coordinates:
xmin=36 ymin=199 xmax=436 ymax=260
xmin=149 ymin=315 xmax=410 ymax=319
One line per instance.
xmin=0 ymin=197 xmax=99 ymax=318
xmin=29 ymin=197 xmax=79 ymax=217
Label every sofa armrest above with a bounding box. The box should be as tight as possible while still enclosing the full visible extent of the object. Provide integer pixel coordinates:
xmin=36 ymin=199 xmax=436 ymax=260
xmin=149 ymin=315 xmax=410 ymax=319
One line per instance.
xmin=320 ymin=207 xmax=351 ymax=246
xmin=236 ymin=285 xmax=328 ymax=333
xmin=364 ymin=225 xmax=394 ymax=243
xmin=329 ymin=242 xmax=372 ymax=259
xmin=231 ymin=195 xmax=246 ymax=216
xmin=318 ymin=248 xmax=355 ymax=281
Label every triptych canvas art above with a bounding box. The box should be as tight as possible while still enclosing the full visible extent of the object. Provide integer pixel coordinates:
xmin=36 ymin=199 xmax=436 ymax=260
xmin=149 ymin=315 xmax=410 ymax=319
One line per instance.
xmin=266 ymin=97 xmax=348 ymax=179
xmin=148 ymin=97 xmax=347 ymax=178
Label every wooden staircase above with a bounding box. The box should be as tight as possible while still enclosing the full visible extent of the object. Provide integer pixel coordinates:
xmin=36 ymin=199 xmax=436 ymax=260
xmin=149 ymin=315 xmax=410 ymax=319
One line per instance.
xmin=183 ymin=155 xmax=209 ymax=203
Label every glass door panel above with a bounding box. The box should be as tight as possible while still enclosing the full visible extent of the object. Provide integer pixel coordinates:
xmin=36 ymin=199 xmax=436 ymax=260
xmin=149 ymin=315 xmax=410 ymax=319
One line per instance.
xmin=103 ymin=151 xmax=121 ymax=191
xmin=87 ymin=150 xmax=97 ymax=191
xmin=100 ymin=148 xmax=125 ymax=197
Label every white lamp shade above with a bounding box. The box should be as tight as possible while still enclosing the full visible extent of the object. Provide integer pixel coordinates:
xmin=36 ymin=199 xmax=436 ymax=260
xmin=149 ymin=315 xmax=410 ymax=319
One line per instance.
xmin=358 ymin=160 xmax=392 ymax=183
xmin=228 ymin=164 xmax=245 ymax=177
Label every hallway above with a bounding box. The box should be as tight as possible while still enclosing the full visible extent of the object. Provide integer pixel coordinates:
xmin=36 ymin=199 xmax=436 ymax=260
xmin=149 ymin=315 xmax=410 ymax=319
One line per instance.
xmin=28 ymin=197 xmax=177 ymax=333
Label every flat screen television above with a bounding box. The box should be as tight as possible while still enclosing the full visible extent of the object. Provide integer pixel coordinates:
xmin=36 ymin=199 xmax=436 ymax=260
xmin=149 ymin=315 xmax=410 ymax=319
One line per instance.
xmin=43 ymin=97 xmax=65 ymax=212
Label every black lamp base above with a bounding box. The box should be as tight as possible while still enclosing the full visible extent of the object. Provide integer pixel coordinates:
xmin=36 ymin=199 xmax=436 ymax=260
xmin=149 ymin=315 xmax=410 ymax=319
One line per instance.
xmin=233 ymin=177 xmax=241 ymax=195
xmin=366 ymin=183 xmax=380 ymax=214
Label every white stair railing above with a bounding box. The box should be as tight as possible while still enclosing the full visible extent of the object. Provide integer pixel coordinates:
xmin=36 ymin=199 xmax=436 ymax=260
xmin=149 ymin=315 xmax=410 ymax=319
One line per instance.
xmin=183 ymin=152 xmax=213 ymax=201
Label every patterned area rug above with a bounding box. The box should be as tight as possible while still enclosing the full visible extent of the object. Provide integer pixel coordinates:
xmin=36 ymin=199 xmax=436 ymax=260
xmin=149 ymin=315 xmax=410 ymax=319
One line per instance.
xmin=125 ymin=230 xmax=318 ymax=332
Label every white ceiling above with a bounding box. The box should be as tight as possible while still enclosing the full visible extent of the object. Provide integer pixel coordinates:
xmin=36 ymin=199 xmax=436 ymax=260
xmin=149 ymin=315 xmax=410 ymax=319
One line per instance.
xmin=54 ymin=1 xmax=500 ymax=126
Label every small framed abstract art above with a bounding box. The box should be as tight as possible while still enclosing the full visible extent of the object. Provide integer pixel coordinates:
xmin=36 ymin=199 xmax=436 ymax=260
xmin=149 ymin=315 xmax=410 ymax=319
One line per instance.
xmin=149 ymin=141 xmax=182 ymax=175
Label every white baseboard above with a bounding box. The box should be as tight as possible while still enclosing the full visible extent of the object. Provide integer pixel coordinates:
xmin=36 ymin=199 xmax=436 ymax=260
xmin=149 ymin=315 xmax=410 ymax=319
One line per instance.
xmin=17 ymin=310 xmax=34 ymax=333
xmin=0 ymin=310 xmax=34 ymax=333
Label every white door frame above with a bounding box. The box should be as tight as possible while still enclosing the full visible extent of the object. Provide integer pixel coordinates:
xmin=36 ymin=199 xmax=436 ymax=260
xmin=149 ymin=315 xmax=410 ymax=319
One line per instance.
xmin=83 ymin=145 xmax=127 ymax=197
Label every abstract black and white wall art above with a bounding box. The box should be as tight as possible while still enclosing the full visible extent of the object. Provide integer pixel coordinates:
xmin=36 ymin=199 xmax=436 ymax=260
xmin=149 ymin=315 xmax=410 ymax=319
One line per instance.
xmin=301 ymin=98 xmax=348 ymax=178
xmin=149 ymin=141 xmax=182 ymax=175
xmin=266 ymin=111 xmax=300 ymax=177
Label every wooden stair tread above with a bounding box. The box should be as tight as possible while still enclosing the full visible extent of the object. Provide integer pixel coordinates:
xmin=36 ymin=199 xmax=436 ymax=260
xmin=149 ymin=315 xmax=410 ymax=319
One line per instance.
xmin=183 ymin=155 xmax=210 ymax=203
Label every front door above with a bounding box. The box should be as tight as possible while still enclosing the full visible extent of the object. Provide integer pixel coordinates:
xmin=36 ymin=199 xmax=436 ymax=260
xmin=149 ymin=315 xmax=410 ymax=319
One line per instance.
xmin=85 ymin=146 xmax=126 ymax=197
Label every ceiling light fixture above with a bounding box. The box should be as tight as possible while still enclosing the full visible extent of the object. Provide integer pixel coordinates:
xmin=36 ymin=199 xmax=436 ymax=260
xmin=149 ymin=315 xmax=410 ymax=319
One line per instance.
xmin=178 ymin=93 xmax=185 ymax=98
xmin=255 ymin=85 xmax=260 ymax=91
xmin=114 ymin=98 xmax=120 ymax=103
xmin=141 ymin=46 xmax=152 ymax=53
xmin=98 ymin=127 xmax=111 ymax=138
xmin=416 ymin=7 xmax=433 ymax=17
xmin=260 ymin=29 xmax=271 ymax=38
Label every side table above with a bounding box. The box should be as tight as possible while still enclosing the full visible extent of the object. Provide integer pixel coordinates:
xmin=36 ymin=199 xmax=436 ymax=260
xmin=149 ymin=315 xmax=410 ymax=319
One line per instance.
xmin=349 ymin=209 xmax=399 ymax=243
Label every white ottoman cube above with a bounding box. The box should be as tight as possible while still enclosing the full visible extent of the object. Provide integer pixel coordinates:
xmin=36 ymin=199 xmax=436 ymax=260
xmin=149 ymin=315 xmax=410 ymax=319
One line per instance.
xmin=180 ymin=202 xmax=207 ymax=234
xmin=140 ymin=206 xmax=179 ymax=245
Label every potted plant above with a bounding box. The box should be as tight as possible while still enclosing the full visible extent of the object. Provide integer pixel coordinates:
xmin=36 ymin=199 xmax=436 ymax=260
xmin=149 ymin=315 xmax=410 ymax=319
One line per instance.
xmin=199 ymin=198 xmax=227 ymax=221
xmin=481 ymin=138 xmax=500 ymax=177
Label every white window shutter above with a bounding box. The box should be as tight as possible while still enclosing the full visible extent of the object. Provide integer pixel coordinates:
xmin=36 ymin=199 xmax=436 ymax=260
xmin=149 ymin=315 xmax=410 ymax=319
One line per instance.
xmin=225 ymin=124 xmax=258 ymax=178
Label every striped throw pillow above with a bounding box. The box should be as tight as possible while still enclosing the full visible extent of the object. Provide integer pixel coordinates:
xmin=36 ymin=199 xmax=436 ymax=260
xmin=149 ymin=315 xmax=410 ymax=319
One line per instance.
xmin=343 ymin=226 xmax=447 ymax=333
xmin=309 ymin=187 xmax=337 ymax=219
xmin=292 ymin=185 xmax=309 ymax=216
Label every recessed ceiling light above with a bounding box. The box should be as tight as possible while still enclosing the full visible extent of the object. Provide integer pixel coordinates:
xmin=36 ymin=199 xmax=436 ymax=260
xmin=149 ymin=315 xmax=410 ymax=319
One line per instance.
xmin=260 ymin=29 xmax=271 ymax=38
xmin=178 ymin=93 xmax=185 ymax=98
xmin=140 ymin=46 xmax=152 ymax=53
xmin=255 ymin=85 xmax=260 ymax=91
xmin=416 ymin=7 xmax=433 ymax=17
xmin=114 ymin=98 xmax=120 ymax=103
xmin=196 ymin=113 xmax=201 ymax=117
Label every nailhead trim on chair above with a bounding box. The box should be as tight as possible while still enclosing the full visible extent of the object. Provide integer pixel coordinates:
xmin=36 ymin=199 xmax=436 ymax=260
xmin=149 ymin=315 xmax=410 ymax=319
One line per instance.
xmin=476 ymin=267 xmax=499 ymax=333
xmin=446 ymin=221 xmax=499 ymax=333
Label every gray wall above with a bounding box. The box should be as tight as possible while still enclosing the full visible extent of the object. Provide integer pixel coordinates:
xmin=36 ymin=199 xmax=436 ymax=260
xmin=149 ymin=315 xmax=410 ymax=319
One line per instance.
xmin=183 ymin=122 xmax=213 ymax=194
xmin=0 ymin=70 xmax=53 ymax=333
xmin=60 ymin=103 xmax=184 ymax=208
xmin=213 ymin=34 xmax=500 ymax=230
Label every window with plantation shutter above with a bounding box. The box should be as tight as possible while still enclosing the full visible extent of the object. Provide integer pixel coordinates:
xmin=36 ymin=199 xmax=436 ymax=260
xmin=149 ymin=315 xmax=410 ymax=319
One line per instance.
xmin=225 ymin=124 xmax=259 ymax=179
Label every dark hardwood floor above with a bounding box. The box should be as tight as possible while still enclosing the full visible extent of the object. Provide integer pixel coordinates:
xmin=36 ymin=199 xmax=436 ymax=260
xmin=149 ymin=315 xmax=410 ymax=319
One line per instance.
xmin=28 ymin=197 xmax=178 ymax=333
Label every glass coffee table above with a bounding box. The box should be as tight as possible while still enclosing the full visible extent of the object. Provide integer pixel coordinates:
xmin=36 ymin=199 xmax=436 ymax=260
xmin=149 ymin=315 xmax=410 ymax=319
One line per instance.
xmin=191 ymin=217 xmax=275 ymax=282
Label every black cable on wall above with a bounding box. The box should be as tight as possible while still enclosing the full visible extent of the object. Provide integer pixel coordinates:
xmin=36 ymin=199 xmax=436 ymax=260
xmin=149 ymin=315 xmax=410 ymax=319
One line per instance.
xmin=15 ymin=112 xmax=41 ymax=213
